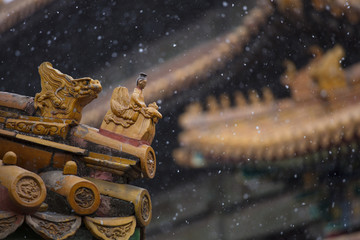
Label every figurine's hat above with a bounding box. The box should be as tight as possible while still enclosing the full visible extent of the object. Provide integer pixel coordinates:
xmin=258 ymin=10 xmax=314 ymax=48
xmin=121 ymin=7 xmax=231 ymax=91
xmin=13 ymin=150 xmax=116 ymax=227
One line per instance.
xmin=137 ymin=72 xmax=147 ymax=85
xmin=138 ymin=72 xmax=147 ymax=79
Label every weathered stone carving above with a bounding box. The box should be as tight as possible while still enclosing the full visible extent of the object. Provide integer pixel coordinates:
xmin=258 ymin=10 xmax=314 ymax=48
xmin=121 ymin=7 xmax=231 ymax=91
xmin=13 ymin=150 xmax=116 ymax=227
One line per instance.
xmin=16 ymin=177 xmax=41 ymax=203
xmin=34 ymin=62 xmax=102 ymax=122
xmin=0 ymin=216 xmax=17 ymax=233
xmin=26 ymin=212 xmax=81 ymax=240
xmin=84 ymin=216 xmax=136 ymax=240
xmin=141 ymin=195 xmax=150 ymax=222
xmin=37 ymin=220 xmax=73 ymax=236
xmin=97 ymin=222 xmax=133 ymax=239
xmin=74 ymin=187 xmax=95 ymax=208
xmin=101 ymin=73 xmax=162 ymax=144
xmin=0 ymin=211 xmax=24 ymax=239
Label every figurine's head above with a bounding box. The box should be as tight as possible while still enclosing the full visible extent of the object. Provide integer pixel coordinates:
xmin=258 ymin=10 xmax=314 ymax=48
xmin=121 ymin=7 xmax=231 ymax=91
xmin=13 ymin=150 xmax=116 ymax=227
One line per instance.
xmin=136 ymin=73 xmax=147 ymax=89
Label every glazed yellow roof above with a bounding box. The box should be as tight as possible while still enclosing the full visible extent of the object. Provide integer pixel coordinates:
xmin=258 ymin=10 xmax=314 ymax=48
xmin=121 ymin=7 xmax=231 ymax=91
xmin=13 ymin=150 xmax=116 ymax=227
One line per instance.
xmin=174 ymin=47 xmax=360 ymax=167
xmin=175 ymin=95 xmax=360 ymax=167
xmin=81 ymin=0 xmax=360 ymax=127
xmin=81 ymin=0 xmax=274 ymax=126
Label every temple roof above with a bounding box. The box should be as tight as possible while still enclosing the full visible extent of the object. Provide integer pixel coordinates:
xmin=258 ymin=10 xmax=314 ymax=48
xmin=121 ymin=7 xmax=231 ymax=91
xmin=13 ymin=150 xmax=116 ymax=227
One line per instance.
xmin=173 ymin=43 xmax=360 ymax=167
xmin=81 ymin=0 xmax=274 ymax=126
xmin=2 ymin=0 xmax=360 ymax=238
xmin=81 ymin=0 xmax=360 ymax=126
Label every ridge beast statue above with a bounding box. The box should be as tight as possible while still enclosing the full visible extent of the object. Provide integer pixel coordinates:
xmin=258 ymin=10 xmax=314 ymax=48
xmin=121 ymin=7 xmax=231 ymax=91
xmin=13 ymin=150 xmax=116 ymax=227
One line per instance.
xmin=0 ymin=62 xmax=161 ymax=240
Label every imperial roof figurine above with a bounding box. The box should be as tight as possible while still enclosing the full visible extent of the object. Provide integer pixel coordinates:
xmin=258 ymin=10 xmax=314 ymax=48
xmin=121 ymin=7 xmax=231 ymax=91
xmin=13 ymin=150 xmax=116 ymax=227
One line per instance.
xmin=0 ymin=62 xmax=161 ymax=240
xmin=101 ymin=73 xmax=162 ymax=145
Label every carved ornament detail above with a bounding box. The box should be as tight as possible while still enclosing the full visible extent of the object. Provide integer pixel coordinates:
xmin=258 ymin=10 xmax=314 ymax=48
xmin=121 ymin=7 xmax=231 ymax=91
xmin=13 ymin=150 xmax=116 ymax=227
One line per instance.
xmin=37 ymin=219 xmax=74 ymax=237
xmin=134 ymin=189 xmax=152 ymax=227
xmin=96 ymin=222 xmax=133 ymax=240
xmin=141 ymin=195 xmax=150 ymax=222
xmin=26 ymin=213 xmax=81 ymax=240
xmin=0 ymin=109 xmax=19 ymax=118
xmin=84 ymin=216 xmax=136 ymax=240
xmin=0 ymin=212 xmax=24 ymax=239
xmin=16 ymin=177 xmax=41 ymax=203
xmin=0 ymin=216 xmax=17 ymax=233
xmin=5 ymin=119 xmax=69 ymax=138
xmin=74 ymin=187 xmax=95 ymax=208
xmin=34 ymin=62 xmax=102 ymax=122
xmin=140 ymin=148 xmax=157 ymax=179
